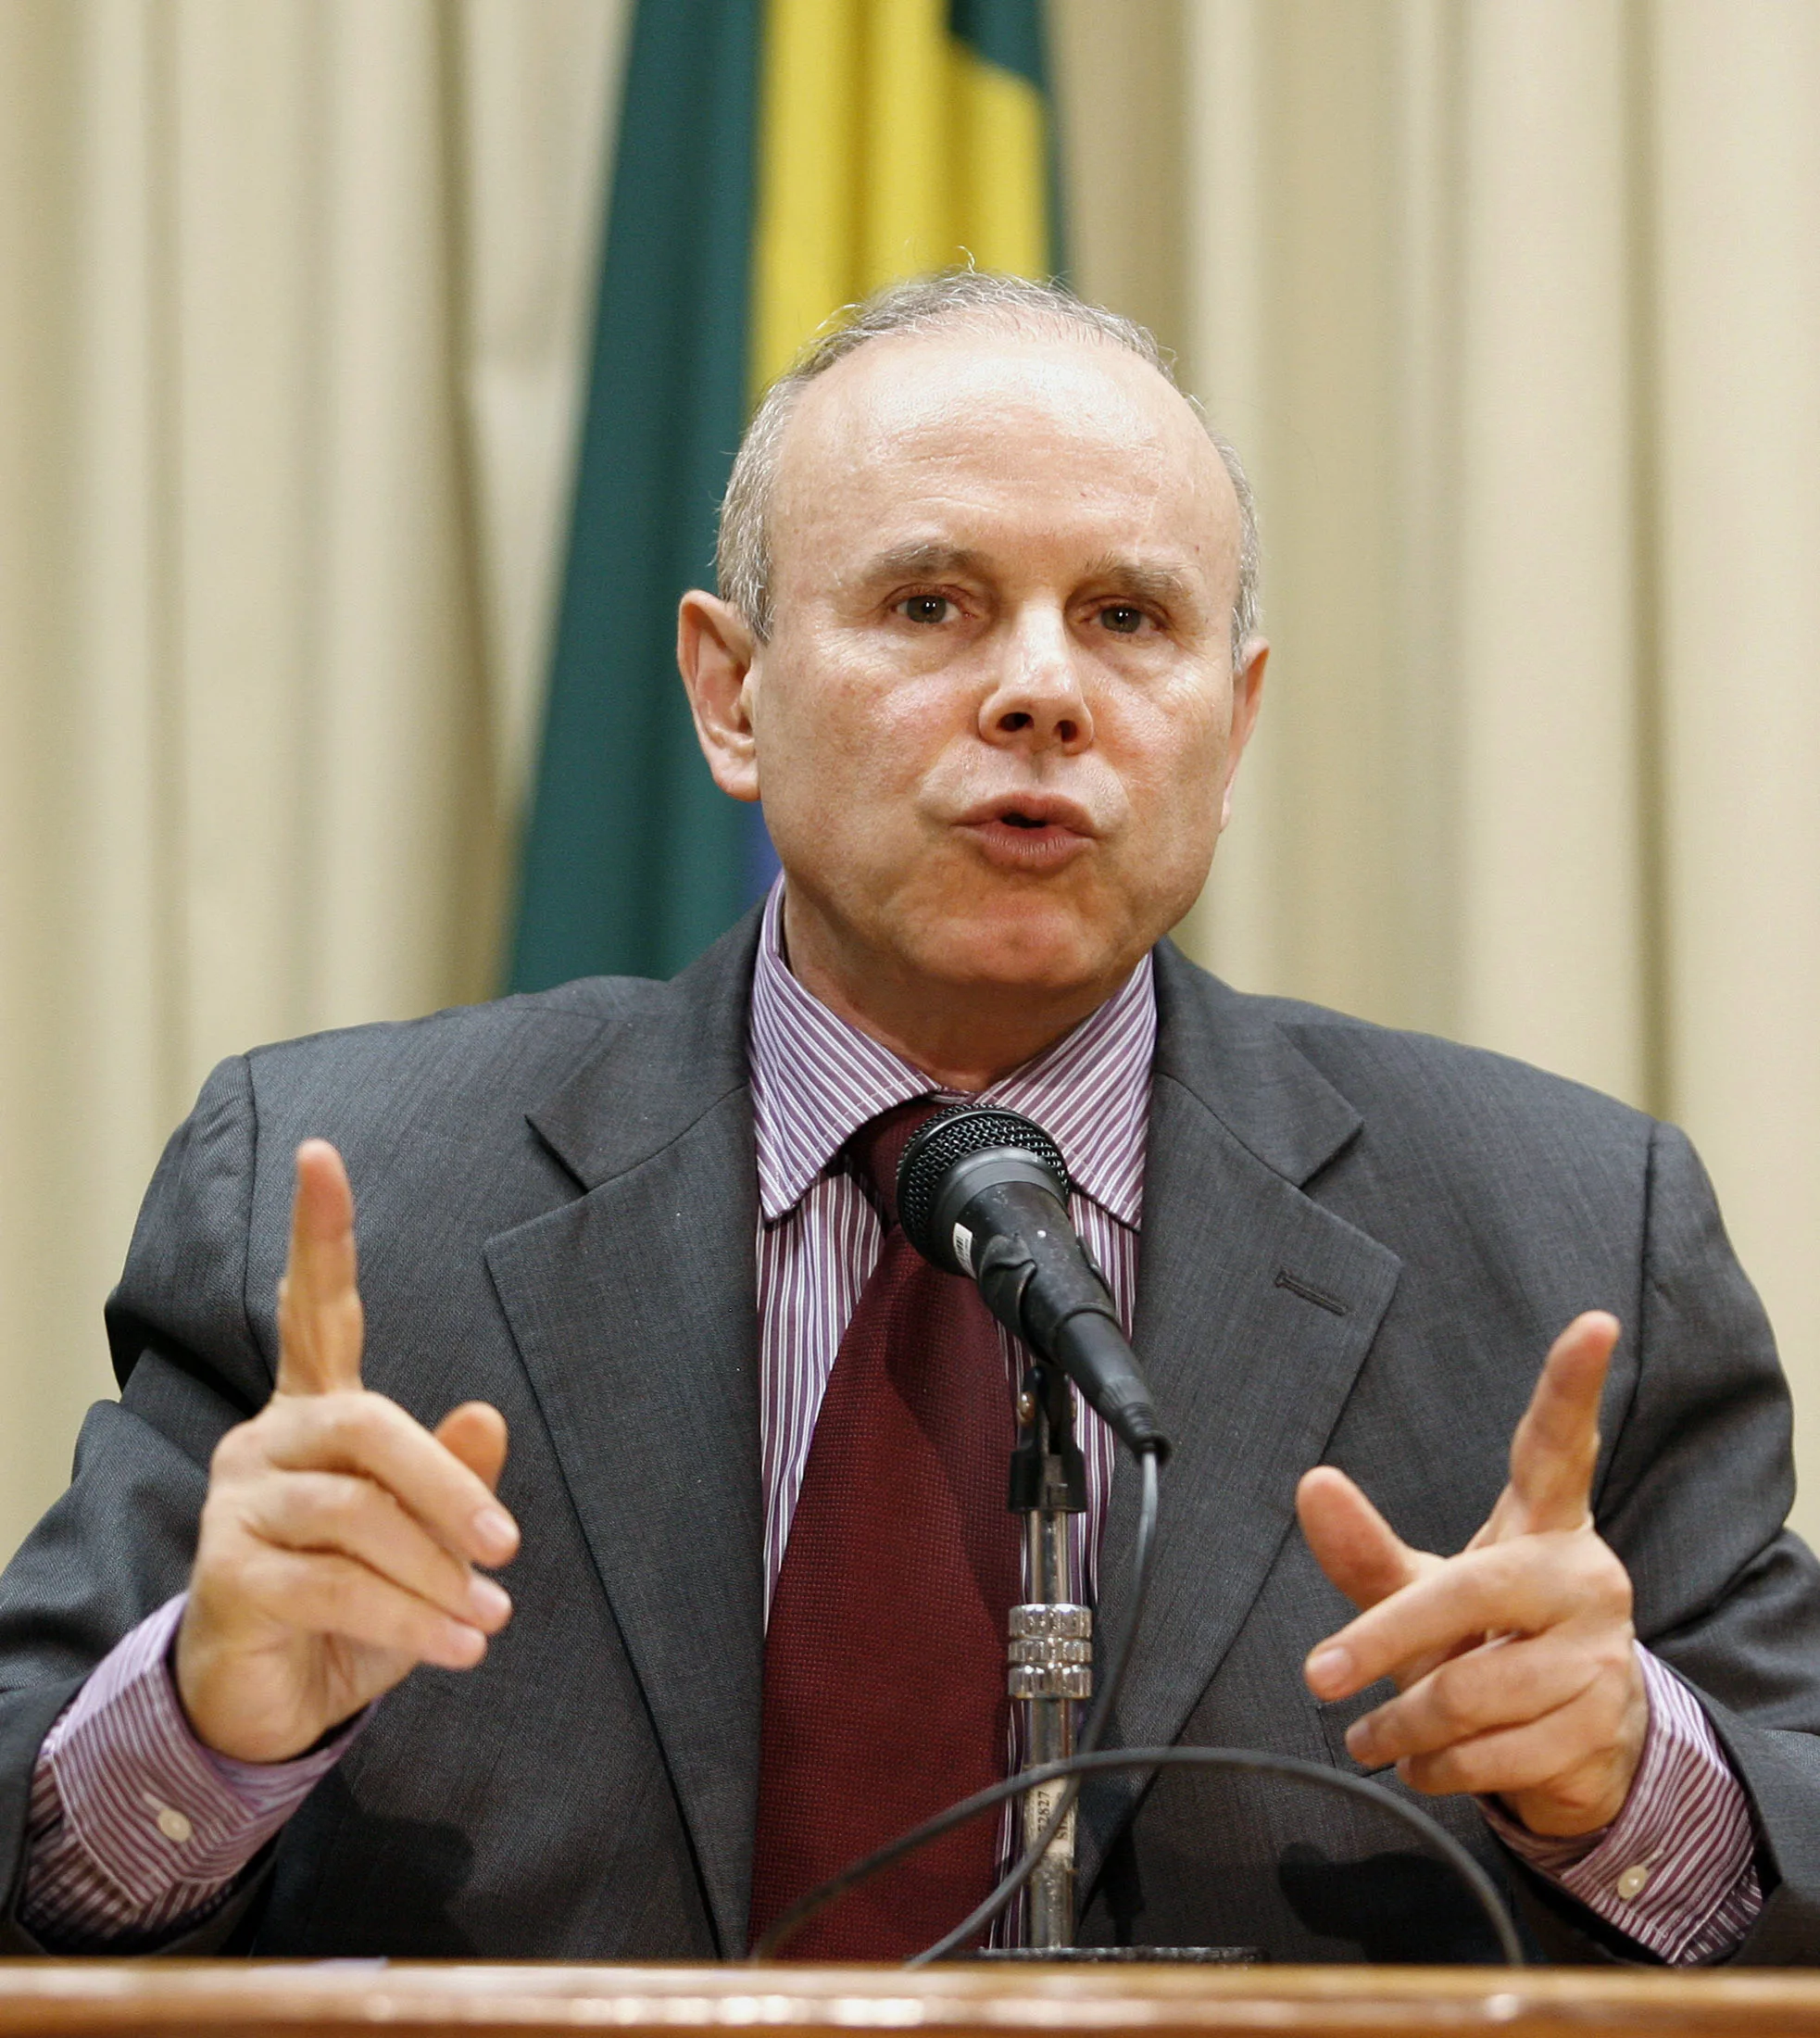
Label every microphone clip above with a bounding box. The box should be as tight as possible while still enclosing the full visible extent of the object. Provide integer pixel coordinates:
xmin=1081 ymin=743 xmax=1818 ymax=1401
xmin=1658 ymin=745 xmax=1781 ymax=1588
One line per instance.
xmin=1008 ymin=1361 xmax=1088 ymax=1517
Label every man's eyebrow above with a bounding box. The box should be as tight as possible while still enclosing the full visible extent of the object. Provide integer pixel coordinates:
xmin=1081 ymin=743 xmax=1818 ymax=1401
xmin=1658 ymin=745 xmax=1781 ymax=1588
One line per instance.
xmin=843 ymin=545 xmax=1206 ymax=613
xmin=849 ymin=542 xmax=995 ymax=586
xmin=1080 ymin=556 xmax=1203 ymax=613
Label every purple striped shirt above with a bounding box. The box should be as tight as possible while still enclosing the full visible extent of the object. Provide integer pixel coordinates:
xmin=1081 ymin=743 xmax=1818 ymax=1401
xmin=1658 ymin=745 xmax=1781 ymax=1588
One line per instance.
xmin=19 ymin=880 xmax=1763 ymax=1958
xmin=750 ymin=881 xmax=1144 ymax=1615
xmin=20 ymin=1593 xmax=351 ymax=1949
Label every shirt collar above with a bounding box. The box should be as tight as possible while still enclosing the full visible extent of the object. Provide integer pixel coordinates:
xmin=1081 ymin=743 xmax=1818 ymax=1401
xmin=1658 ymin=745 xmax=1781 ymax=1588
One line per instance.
xmin=747 ymin=878 xmax=1154 ymax=1227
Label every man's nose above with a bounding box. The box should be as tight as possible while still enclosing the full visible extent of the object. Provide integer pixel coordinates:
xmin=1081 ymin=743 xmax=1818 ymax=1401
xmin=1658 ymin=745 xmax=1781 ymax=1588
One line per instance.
xmin=978 ymin=614 xmax=1095 ymax=753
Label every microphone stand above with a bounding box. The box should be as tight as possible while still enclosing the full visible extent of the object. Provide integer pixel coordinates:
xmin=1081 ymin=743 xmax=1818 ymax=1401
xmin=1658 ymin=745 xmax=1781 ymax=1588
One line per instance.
xmin=1006 ymin=1363 xmax=1090 ymax=1950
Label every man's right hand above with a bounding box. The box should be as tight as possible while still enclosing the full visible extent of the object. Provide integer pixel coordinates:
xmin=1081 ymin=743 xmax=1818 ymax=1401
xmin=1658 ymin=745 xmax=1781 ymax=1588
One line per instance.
xmin=174 ymin=1139 xmax=519 ymax=1764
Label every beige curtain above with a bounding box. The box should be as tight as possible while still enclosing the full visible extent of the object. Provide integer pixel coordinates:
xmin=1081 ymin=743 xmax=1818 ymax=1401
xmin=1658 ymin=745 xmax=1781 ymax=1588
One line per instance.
xmin=0 ymin=0 xmax=622 ymax=1555
xmin=1058 ymin=0 xmax=1820 ymax=1533
xmin=2 ymin=0 xmax=1817 ymax=1559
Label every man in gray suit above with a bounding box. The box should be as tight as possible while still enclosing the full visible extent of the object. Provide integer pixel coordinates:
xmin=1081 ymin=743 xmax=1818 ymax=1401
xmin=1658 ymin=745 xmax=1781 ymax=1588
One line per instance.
xmin=1 ymin=273 xmax=1816 ymax=1965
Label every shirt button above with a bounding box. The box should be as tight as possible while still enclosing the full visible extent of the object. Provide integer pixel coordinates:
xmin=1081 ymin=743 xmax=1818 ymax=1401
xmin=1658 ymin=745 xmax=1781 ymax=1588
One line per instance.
xmin=155 ymin=1806 xmax=194 ymax=1844
xmin=1615 ymin=1864 xmax=1650 ymax=1900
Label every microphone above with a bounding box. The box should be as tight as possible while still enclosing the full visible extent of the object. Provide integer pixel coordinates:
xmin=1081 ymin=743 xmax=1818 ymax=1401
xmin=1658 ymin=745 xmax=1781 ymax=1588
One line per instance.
xmin=897 ymin=1104 xmax=1170 ymax=1459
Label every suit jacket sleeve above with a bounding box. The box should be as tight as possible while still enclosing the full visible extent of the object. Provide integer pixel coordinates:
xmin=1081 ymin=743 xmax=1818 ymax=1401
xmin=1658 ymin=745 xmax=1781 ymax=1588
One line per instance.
xmin=0 ymin=1056 xmax=280 ymax=1952
xmin=1520 ymin=1119 xmax=1820 ymax=1964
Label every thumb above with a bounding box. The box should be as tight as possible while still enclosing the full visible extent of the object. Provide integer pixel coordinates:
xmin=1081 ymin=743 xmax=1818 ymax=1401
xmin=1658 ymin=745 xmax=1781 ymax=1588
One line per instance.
xmin=1298 ymin=1466 xmax=1424 ymax=1613
xmin=435 ymin=1402 xmax=508 ymax=1497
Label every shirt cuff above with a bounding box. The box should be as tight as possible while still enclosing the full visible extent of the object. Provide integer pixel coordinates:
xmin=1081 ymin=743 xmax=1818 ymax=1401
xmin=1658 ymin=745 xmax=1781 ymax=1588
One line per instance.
xmin=21 ymin=1592 xmax=364 ymax=1947
xmin=1481 ymin=1645 xmax=1762 ymax=1964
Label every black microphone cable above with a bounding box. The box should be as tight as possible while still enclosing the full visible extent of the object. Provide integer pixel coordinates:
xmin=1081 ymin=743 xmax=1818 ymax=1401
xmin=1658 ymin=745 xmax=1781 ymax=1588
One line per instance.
xmin=755 ymin=1741 xmax=1525 ymax=1969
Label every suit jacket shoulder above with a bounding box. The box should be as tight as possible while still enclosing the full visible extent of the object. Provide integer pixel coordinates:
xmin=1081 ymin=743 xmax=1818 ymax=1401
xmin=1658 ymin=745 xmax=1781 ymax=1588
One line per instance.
xmin=106 ymin=912 xmax=766 ymax=1404
xmin=1154 ymin=937 xmax=1656 ymax=1179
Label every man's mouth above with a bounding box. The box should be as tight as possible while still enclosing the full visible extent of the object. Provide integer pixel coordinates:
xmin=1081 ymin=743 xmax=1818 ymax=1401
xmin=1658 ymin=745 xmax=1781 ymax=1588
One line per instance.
xmin=955 ymin=795 xmax=1098 ymax=872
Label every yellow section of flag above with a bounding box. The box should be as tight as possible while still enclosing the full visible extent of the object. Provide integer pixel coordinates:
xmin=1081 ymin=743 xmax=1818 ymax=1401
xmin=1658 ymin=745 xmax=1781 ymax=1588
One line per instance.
xmin=750 ymin=0 xmax=1050 ymax=395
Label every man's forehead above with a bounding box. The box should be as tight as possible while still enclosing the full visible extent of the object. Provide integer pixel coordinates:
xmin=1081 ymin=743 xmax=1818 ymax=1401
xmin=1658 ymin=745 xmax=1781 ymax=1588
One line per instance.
xmin=772 ymin=327 xmax=1235 ymax=570
xmin=782 ymin=323 xmax=1217 ymax=478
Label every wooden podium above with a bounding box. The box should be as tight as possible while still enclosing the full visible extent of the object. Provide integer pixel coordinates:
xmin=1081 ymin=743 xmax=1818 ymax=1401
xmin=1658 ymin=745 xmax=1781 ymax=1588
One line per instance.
xmin=1 ymin=1964 xmax=1819 ymax=2037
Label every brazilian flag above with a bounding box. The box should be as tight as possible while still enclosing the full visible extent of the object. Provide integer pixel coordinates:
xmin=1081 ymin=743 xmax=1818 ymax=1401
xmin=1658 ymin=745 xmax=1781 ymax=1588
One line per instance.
xmin=508 ymin=0 xmax=1058 ymax=992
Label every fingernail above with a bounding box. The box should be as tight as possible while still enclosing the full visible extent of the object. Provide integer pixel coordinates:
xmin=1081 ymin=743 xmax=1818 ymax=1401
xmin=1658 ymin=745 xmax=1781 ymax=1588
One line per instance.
xmin=473 ymin=1506 xmax=518 ymax=1562
xmin=469 ymin=1576 xmax=512 ymax=1626
xmin=442 ymin=1622 xmax=486 ymax=1668
xmin=1345 ymin=1718 xmax=1374 ymax=1760
xmin=1306 ymin=1645 xmax=1353 ymax=1695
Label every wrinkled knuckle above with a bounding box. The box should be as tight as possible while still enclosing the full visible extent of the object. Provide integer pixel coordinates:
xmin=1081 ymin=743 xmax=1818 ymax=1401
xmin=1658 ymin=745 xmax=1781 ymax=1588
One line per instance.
xmin=1437 ymin=1742 xmax=1491 ymax=1794
xmin=351 ymin=1390 xmax=404 ymax=1441
xmin=320 ymin=1392 xmax=380 ymax=1452
xmin=1479 ymin=1541 xmax=1527 ymax=1600
xmin=269 ymin=1466 xmax=314 ymax=1515
xmin=1401 ymin=1753 xmax=1452 ymax=1797
xmin=1429 ymin=1676 xmax=1473 ymax=1735
xmin=1594 ymin=1556 xmax=1634 ymax=1617
xmin=316 ymin=1475 xmax=369 ymax=1531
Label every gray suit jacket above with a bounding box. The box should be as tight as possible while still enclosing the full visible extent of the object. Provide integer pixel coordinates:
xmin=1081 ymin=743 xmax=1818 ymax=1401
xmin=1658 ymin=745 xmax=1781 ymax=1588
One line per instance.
xmin=2 ymin=912 xmax=1817 ymax=1964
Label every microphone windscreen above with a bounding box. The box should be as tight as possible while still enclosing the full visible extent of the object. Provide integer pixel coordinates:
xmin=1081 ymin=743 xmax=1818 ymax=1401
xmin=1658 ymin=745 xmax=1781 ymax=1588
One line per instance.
xmin=896 ymin=1103 xmax=1070 ymax=1263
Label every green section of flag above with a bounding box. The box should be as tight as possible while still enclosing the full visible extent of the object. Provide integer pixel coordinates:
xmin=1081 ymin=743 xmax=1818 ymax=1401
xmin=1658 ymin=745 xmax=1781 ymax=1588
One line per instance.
xmin=948 ymin=0 xmax=1047 ymax=87
xmin=508 ymin=0 xmax=765 ymax=993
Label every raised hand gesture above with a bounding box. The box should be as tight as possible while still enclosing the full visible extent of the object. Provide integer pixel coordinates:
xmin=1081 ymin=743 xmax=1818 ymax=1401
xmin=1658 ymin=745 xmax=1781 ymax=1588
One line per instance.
xmin=1299 ymin=1312 xmax=1648 ymax=1837
xmin=174 ymin=1141 xmax=519 ymax=1764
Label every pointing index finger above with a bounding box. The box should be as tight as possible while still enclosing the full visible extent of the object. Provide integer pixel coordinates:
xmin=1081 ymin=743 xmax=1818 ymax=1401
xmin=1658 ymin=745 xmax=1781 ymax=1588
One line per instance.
xmin=1503 ymin=1311 xmax=1619 ymax=1537
xmin=276 ymin=1139 xmax=365 ymax=1395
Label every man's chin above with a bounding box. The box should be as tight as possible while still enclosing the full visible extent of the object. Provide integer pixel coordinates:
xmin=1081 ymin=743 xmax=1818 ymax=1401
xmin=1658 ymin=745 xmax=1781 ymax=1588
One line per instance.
xmin=899 ymin=898 xmax=1141 ymax=1000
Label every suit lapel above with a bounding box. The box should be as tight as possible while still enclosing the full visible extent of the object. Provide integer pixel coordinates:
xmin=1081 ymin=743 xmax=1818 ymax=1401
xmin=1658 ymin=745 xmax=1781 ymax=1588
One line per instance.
xmin=484 ymin=918 xmax=766 ymax=1957
xmin=1077 ymin=946 xmax=1404 ymax=1896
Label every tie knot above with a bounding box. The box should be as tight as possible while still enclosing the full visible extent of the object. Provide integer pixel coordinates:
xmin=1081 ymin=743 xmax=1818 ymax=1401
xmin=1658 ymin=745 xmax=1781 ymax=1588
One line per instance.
xmin=847 ymin=1098 xmax=946 ymax=1229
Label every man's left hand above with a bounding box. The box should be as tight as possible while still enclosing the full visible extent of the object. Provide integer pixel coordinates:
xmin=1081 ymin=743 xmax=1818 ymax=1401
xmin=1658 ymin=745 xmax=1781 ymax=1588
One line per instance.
xmin=1299 ymin=1311 xmax=1649 ymax=1839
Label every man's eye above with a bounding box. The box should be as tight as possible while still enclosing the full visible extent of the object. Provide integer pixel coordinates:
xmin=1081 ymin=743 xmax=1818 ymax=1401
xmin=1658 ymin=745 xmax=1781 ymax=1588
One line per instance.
xmin=898 ymin=595 xmax=954 ymax=624
xmin=1098 ymin=605 xmax=1148 ymax=635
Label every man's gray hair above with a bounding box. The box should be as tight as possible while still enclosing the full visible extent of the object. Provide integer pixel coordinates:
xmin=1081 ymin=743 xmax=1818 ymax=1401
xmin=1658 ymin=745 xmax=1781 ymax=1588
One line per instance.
xmin=715 ymin=270 xmax=1261 ymax=671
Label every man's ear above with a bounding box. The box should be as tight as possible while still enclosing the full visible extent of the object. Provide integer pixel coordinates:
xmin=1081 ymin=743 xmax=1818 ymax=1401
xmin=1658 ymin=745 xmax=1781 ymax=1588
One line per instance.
xmin=1219 ymin=636 xmax=1269 ymax=832
xmin=677 ymin=590 xmax=760 ymax=801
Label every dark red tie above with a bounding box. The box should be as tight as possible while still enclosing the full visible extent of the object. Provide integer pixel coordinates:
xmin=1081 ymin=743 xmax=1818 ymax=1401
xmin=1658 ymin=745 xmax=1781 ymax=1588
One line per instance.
xmin=748 ymin=1100 xmax=1022 ymax=1959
